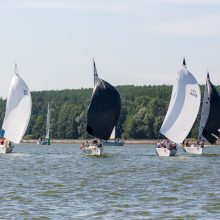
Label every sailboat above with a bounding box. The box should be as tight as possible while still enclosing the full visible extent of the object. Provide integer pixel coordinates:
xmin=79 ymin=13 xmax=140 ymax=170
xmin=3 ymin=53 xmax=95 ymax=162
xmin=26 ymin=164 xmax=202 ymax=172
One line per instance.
xmin=156 ymin=59 xmax=201 ymax=156
xmin=183 ymin=73 xmax=220 ymax=154
xmin=0 ymin=64 xmax=32 ymax=154
xmin=80 ymin=59 xmax=121 ymax=155
xmin=37 ymin=103 xmax=51 ymax=145
xmin=102 ymin=126 xmax=125 ymax=146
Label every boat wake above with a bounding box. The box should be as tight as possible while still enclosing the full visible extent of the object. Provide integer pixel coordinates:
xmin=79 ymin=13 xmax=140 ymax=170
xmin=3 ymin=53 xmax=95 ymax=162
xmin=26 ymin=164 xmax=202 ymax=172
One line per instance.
xmin=203 ymin=153 xmax=220 ymax=157
xmin=82 ymin=153 xmax=112 ymax=158
xmin=4 ymin=152 xmax=31 ymax=157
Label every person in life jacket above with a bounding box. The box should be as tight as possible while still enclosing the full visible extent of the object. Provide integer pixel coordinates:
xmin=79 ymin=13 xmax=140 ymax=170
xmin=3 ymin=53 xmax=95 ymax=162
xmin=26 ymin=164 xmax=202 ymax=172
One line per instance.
xmin=0 ymin=138 xmax=5 ymax=145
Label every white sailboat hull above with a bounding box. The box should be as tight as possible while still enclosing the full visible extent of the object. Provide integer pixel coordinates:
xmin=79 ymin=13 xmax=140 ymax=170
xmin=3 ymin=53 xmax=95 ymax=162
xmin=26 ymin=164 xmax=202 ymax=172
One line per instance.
xmin=0 ymin=143 xmax=14 ymax=154
xmin=82 ymin=145 xmax=104 ymax=156
xmin=156 ymin=147 xmax=177 ymax=157
xmin=183 ymin=144 xmax=203 ymax=155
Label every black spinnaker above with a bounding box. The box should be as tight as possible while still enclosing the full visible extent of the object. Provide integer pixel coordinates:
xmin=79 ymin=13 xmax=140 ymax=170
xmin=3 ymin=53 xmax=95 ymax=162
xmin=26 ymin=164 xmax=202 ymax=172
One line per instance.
xmin=199 ymin=73 xmax=220 ymax=144
xmin=86 ymin=79 xmax=121 ymax=140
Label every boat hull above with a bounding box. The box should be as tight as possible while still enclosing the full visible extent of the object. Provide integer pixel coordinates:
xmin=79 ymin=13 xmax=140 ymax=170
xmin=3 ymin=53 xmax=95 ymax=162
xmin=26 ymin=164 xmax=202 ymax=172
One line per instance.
xmin=0 ymin=144 xmax=14 ymax=154
xmin=82 ymin=146 xmax=103 ymax=156
xmin=183 ymin=144 xmax=203 ymax=155
xmin=156 ymin=147 xmax=177 ymax=157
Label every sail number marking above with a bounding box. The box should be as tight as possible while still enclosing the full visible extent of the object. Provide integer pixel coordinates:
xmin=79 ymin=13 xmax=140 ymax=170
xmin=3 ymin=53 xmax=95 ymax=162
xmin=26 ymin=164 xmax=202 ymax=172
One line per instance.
xmin=23 ymin=89 xmax=28 ymax=95
xmin=190 ymin=89 xmax=197 ymax=98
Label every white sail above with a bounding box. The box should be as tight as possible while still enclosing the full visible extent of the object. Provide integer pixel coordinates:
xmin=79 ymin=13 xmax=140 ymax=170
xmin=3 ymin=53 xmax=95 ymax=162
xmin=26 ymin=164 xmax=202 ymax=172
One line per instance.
xmin=198 ymin=74 xmax=210 ymax=141
xmin=110 ymin=127 xmax=116 ymax=139
xmin=45 ymin=103 xmax=51 ymax=139
xmin=2 ymin=70 xmax=32 ymax=144
xmin=160 ymin=65 xmax=201 ymax=144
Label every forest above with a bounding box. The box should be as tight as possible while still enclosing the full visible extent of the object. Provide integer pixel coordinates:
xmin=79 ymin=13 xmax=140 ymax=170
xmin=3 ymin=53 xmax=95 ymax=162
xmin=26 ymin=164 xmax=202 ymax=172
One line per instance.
xmin=0 ymin=84 xmax=214 ymax=140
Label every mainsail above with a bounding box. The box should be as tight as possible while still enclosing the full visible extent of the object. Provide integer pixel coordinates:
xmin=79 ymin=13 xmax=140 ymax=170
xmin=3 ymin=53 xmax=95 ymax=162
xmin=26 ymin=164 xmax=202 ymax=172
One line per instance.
xmin=160 ymin=60 xmax=201 ymax=144
xmin=2 ymin=66 xmax=32 ymax=144
xmin=45 ymin=103 xmax=51 ymax=139
xmin=199 ymin=73 xmax=220 ymax=144
xmin=93 ymin=58 xmax=99 ymax=86
xmin=110 ymin=127 xmax=116 ymax=139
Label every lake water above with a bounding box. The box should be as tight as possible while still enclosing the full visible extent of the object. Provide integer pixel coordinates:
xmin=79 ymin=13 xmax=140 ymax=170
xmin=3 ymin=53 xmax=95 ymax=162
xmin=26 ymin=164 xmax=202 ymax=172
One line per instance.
xmin=0 ymin=144 xmax=220 ymax=219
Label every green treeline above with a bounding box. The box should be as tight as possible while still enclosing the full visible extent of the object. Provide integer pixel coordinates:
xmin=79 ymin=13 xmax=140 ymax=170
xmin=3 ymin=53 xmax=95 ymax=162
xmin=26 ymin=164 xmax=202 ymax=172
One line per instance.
xmin=0 ymin=84 xmax=217 ymax=140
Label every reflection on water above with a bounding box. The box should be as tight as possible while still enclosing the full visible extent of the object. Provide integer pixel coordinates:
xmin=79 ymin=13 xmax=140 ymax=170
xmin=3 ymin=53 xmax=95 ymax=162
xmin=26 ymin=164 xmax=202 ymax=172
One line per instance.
xmin=0 ymin=144 xmax=220 ymax=219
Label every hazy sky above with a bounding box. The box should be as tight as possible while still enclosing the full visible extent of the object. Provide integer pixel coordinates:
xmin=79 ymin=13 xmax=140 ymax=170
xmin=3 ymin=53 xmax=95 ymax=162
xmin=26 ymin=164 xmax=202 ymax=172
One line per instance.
xmin=1 ymin=0 xmax=220 ymax=98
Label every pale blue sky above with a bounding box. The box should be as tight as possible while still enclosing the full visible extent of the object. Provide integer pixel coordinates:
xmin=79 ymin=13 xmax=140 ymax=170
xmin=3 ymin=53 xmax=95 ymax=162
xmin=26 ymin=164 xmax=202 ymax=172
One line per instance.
xmin=1 ymin=0 xmax=220 ymax=98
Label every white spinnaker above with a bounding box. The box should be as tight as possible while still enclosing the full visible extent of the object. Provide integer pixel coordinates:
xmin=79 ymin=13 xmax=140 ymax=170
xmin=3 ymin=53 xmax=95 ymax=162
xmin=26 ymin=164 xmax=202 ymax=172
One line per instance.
xmin=45 ymin=103 xmax=51 ymax=139
xmin=2 ymin=73 xmax=32 ymax=144
xmin=160 ymin=67 xmax=201 ymax=144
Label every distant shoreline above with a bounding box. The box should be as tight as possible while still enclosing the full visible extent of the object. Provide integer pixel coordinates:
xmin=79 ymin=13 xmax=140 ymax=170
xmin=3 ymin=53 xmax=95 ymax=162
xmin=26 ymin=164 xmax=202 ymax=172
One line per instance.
xmin=22 ymin=139 xmax=157 ymax=144
xmin=22 ymin=138 xmax=220 ymax=145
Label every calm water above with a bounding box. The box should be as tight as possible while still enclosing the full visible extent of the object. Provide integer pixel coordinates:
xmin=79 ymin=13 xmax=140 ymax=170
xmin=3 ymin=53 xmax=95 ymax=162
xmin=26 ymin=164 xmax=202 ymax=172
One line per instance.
xmin=0 ymin=144 xmax=220 ymax=219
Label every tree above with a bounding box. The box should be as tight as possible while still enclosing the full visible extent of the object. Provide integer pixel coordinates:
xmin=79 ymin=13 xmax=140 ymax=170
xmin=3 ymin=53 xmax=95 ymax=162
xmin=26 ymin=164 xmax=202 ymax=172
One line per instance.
xmin=14 ymin=84 xmax=215 ymax=139
xmin=32 ymin=115 xmax=45 ymax=138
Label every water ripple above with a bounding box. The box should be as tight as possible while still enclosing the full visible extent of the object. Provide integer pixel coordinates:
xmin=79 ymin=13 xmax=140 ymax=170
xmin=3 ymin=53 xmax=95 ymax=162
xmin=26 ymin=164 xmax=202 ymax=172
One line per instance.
xmin=0 ymin=144 xmax=220 ymax=219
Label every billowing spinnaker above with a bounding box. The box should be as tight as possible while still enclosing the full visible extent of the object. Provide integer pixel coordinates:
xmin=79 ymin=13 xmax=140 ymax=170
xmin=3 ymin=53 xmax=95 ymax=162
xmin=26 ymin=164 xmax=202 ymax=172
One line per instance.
xmin=2 ymin=73 xmax=32 ymax=144
xmin=160 ymin=67 xmax=201 ymax=144
xmin=87 ymin=79 xmax=121 ymax=140
xmin=199 ymin=74 xmax=220 ymax=144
